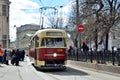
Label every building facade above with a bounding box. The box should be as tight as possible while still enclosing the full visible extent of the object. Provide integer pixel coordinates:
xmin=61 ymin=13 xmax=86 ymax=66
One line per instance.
xmin=16 ymin=24 xmax=40 ymax=50
xmin=0 ymin=0 xmax=10 ymax=48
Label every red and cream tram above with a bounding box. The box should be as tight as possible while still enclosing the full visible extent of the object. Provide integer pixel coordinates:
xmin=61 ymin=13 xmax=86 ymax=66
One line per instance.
xmin=29 ymin=29 xmax=67 ymax=70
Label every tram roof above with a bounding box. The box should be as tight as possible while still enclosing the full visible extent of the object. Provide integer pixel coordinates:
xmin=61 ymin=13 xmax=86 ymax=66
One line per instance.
xmin=30 ymin=29 xmax=67 ymax=42
xmin=35 ymin=29 xmax=66 ymax=36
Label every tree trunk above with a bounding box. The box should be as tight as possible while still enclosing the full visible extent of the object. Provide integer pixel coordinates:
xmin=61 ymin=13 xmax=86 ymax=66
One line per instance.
xmin=74 ymin=38 xmax=78 ymax=47
xmin=105 ymin=33 xmax=109 ymax=50
xmin=94 ymin=29 xmax=98 ymax=50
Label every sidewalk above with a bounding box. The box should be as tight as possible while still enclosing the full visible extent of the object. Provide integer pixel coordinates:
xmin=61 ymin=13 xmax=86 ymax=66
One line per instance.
xmin=0 ymin=56 xmax=44 ymax=80
xmin=67 ymin=60 xmax=120 ymax=74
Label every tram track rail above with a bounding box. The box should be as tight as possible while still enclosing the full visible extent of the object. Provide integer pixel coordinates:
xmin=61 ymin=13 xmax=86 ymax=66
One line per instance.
xmin=31 ymin=64 xmax=62 ymax=80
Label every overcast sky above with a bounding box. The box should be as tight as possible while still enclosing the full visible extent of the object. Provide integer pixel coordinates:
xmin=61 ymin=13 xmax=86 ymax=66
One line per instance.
xmin=9 ymin=0 xmax=72 ymax=41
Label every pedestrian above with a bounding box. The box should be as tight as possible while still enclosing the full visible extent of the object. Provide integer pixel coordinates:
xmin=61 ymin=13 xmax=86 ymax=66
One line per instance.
xmin=68 ymin=45 xmax=73 ymax=59
xmin=73 ymin=46 xmax=77 ymax=56
xmin=97 ymin=41 xmax=105 ymax=64
xmin=73 ymin=46 xmax=78 ymax=60
xmin=0 ymin=45 xmax=3 ymax=64
xmin=112 ymin=47 xmax=117 ymax=65
xmin=2 ymin=49 xmax=7 ymax=64
xmin=15 ymin=49 xmax=20 ymax=66
xmin=5 ymin=49 xmax=11 ymax=65
xmin=11 ymin=49 xmax=16 ymax=65
xmin=117 ymin=48 xmax=120 ymax=66
xmin=21 ymin=50 xmax=25 ymax=61
xmin=81 ymin=42 xmax=89 ymax=61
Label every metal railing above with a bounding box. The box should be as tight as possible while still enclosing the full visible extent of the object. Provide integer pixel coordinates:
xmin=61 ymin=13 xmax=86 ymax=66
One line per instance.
xmin=67 ymin=48 xmax=120 ymax=66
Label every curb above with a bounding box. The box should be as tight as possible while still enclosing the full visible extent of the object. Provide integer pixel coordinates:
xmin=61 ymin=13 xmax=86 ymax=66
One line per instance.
xmin=67 ymin=60 xmax=120 ymax=74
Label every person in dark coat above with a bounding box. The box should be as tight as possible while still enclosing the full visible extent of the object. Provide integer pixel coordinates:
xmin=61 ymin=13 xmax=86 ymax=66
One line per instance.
xmin=11 ymin=49 xmax=16 ymax=65
xmin=82 ymin=42 xmax=89 ymax=52
xmin=20 ymin=50 xmax=25 ymax=61
xmin=81 ymin=42 xmax=89 ymax=61
xmin=68 ymin=45 xmax=74 ymax=58
xmin=15 ymin=49 xmax=20 ymax=66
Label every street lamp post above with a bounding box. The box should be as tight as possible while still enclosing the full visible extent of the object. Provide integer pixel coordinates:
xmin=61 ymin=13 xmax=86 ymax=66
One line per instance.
xmin=76 ymin=0 xmax=79 ymax=61
xmin=59 ymin=6 xmax=63 ymax=29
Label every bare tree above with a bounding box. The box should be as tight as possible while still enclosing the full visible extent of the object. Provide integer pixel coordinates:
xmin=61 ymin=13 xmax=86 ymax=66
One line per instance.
xmin=68 ymin=0 xmax=120 ymax=50
xmin=79 ymin=0 xmax=120 ymax=50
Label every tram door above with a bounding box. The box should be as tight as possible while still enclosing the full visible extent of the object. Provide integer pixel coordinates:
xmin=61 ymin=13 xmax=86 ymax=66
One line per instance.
xmin=34 ymin=36 xmax=39 ymax=65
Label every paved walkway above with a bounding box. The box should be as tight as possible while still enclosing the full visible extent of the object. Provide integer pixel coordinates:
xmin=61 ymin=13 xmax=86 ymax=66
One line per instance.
xmin=0 ymin=56 xmax=43 ymax=80
xmin=67 ymin=60 xmax=120 ymax=75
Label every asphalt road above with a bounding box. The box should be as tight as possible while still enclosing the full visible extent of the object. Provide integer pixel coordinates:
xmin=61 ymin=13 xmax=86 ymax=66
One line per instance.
xmin=0 ymin=57 xmax=120 ymax=80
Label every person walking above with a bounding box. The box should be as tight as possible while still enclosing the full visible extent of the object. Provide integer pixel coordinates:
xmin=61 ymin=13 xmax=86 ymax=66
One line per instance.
xmin=0 ymin=45 xmax=3 ymax=64
xmin=11 ymin=49 xmax=16 ymax=65
xmin=2 ymin=49 xmax=7 ymax=64
xmin=5 ymin=50 xmax=11 ymax=65
xmin=97 ymin=41 xmax=105 ymax=64
xmin=15 ymin=49 xmax=20 ymax=66
xmin=73 ymin=46 xmax=77 ymax=56
xmin=81 ymin=42 xmax=89 ymax=61
xmin=21 ymin=50 xmax=25 ymax=61
xmin=68 ymin=45 xmax=73 ymax=59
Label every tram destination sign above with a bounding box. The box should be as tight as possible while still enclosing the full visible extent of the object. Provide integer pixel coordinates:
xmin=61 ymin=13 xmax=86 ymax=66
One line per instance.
xmin=46 ymin=32 xmax=62 ymax=36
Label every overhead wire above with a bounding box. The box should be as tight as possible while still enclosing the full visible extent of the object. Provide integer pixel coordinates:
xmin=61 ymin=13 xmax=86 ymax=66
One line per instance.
xmin=38 ymin=0 xmax=55 ymax=7
xmin=38 ymin=0 xmax=44 ymax=7
xmin=38 ymin=0 xmax=72 ymax=28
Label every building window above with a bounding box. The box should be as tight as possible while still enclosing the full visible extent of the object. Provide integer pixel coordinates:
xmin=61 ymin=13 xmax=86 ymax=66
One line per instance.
xmin=6 ymin=17 xmax=9 ymax=23
xmin=2 ymin=35 xmax=7 ymax=40
xmin=2 ymin=5 xmax=6 ymax=16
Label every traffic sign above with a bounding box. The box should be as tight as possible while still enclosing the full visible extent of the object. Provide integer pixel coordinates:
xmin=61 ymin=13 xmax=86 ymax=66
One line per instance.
xmin=78 ymin=24 xmax=84 ymax=32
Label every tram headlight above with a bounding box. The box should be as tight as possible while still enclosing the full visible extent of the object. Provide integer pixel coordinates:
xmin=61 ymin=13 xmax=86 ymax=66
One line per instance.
xmin=53 ymin=53 xmax=57 ymax=57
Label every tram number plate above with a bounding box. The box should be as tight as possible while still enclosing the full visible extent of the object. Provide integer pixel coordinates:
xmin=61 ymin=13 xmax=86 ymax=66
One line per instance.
xmin=57 ymin=49 xmax=63 ymax=52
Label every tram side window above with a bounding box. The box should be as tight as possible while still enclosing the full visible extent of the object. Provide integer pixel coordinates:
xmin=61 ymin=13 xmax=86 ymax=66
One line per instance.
xmin=35 ymin=36 xmax=39 ymax=47
xmin=63 ymin=38 xmax=67 ymax=47
xmin=41 ymin=38 xmax=45 ymax=46
xmin=30 ymin=40 xmax=34 ymax=48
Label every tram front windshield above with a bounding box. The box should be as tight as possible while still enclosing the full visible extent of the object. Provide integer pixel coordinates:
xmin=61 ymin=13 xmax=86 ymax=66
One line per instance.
xmin=41 ymin=38 xmax=66 ymax=47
